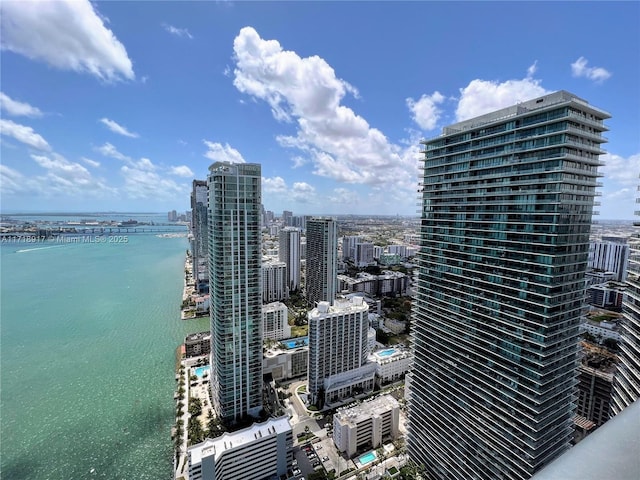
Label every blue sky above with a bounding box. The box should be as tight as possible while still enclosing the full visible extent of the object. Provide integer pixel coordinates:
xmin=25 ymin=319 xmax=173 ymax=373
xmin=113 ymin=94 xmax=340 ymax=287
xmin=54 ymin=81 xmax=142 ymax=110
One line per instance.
xmin=1 ymin=1 xmax=638 ymax=218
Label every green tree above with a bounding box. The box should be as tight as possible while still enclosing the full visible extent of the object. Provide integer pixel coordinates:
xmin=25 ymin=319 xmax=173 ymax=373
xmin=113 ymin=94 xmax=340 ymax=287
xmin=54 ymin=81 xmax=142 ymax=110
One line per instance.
xmin=189 ymin=397 xmax=203 ymax=417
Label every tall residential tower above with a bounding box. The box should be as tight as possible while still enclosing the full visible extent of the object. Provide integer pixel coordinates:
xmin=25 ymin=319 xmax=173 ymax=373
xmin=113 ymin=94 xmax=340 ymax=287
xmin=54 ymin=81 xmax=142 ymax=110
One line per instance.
xmin=611 ymin=183 xmax=640 ymax=414
xmin=306 ymin=218 xmax=338 ymax=306
xmin=208 ymin=162 xmax=263 ymax=424
xmin=279 ymin=227 xmax=301 ymax=293
xmin=408 ymin=91 xmax=609 ymax=480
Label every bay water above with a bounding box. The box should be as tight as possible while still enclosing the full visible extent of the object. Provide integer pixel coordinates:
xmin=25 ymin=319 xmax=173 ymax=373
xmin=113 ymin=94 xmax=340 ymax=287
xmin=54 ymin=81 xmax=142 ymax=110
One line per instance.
xmin=1 ymin=218 xmax=209 ymax=479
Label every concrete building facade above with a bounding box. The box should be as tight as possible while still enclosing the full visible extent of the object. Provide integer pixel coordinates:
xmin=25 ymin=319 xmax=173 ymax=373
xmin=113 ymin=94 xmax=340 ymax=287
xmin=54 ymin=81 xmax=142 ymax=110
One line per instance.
xmin=308 ymin=297 xmax=372 ymax=406
xmin=262 ymin=302 xmax=291 ymax=341
xmin=262 ymin=259 xmax=288 ymax=303
xmin=188 ymin=416 xmax=292 ymax=480
xmin=279 ymin=227 xmax=301 ymax=293
xmin=333 ymin=395 xmax=400 ymax=457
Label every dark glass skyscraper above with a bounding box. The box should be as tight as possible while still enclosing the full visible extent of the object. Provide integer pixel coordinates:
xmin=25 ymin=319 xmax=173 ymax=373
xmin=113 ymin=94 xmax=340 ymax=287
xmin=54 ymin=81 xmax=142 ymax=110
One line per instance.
xmin=408 ymin=91 xmax=610 ymax=479
xmin=208 ymin=162 xmax=263 ymax=425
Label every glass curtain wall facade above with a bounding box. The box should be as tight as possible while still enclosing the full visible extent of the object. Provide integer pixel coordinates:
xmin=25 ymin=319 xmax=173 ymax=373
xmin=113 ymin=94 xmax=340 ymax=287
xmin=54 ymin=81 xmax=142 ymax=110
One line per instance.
xmin=306 ymin=218 xmax=338 ymax=307
xmin=208 ymin=162 xmax=263 ymax=424
xmin=408 ymin=91 xmax=610 ymax=480
xmin=611 ymin=182 xmax=640 ymax=414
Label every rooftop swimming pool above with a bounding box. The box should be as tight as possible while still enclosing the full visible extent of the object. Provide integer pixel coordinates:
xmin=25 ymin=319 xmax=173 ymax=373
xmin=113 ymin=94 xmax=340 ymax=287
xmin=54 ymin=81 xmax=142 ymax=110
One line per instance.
xmin=194 ymin=366 xmax=210 ymax=377
xmin=358 ymin=451 xmax=377 ymax=465
xmin=377 ymin=348 xmax=397 ymax=357
xmin=282 ymin=337 xmax=308 ymax=349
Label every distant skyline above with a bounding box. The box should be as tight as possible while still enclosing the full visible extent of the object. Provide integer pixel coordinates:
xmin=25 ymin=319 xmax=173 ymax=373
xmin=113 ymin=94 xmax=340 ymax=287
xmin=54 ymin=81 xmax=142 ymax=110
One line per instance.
xmin=1 ymin=1 xmax=638 ymax=218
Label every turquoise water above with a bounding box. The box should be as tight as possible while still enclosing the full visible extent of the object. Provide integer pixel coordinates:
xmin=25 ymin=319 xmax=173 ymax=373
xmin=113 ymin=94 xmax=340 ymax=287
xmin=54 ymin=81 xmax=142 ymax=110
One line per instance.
xmin=1 ymin=223 xmax=209 ymax=479
xmin=378 ymin=349 xmax=397 ymax=357
xmin=359 ymin=451 xmax=377 ymax=464
xmin=282 ymin=337 xmax=308 ymax=349
xmin=194 ymin=366 xmax=210 ymax=377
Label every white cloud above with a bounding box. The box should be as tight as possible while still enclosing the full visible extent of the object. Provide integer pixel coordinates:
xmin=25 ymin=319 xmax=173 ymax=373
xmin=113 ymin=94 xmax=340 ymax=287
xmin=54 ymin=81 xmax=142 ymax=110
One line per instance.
xmin=291 ymin=182 xmax=316 ymax=203
xmin=120 ymin=165 xmax=187 ymax=200
xmin=526 ymin=61 xmax=538 ymax=78
xmin=1 ymin=0 xmax=134 ymax=82
xmin=0 ymin=119 xmax=51 ymax=151
xmin=456 ymin=77 xmax=549 ymax=121
xmin=95 ymin=142 xmax=131 ymax=162
xmin=0 ymin=164 xmax=32 ymax=195
xmin=162 ymin=23 xmax=193 ymax=39
xmin=262 ymin=176 xmax=288 ymax=194
xmin=203 ymin=140 xmax=246 ymax=163
xmin=406 ymin=91 xmax=445 ymax=131
xmin=30 ymin=153 xmax=114 ymax=196
xmin=291 ymin=156 xmax=308 ymax=168
xmin=99 ymin=118 xmax=139 ymax=138
xmin=328 ymin=187 xmax=359 ymax=205
xmin=232 ymin=27 xmax=417 ymax=197
xmin=81 ymin=157 xmax=101 ymax=168
xmin=0 ymin=92 xmax=43 ymax=117
xmin=170 ymin=165 xmax=194 ymax=177
xmin=600 ymin=153 xmax=640 ymax=186
xmin=571 ymin=57 xmax=612 ymax=83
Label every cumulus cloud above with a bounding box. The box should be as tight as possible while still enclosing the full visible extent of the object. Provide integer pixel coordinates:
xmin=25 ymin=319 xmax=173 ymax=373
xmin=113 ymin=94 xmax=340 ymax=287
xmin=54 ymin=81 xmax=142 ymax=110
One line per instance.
xmin=81 ymin=157 xmax=101 ymax=168
xmin=526 ymin=61 xmax=538 ymax=78
xmin=571 ymin=57 xmax=612 ymax=83
xmin=456 ymin=76 xmax=549 ymax=121
xmin=95 ymin=142 xmax=131 ymax=162
xmin=203 ymin=140 xmax=246 ymax=163
xmin=120 ymin=165 xmax=187 ymax=200
xmin=262 ymin=176 xmax=288 ymax=193
xmin=600 ymin=153 xmax=640 ymax=186
xmin=170 ymin=165 xmax=194 ymax=177
xmin=30 ymin=152 xmax=114 ymax=196
xmin=99 ymin=118 xmax=139 ymax=138
xmin=291 ymin=182 xmax=316 ymax=203
xmin=1 ymin=0 xmax=134 ymax=81
xmin=232 ymin=27 xmax=418 ymax=196
xmin=162 ymin=23 xmax=193 ymax=39
xmin=406 ymin=91 xmax=445 ymax=131
xmin=0 ymin=164 xmax=33 ymax=195
xmin=0 ymin=119 xmax=51 ymax=151
xmin=328 ymin=187 xmax=359 ymax=205
xmin=0 ymin=92 xmax=43 ymax=117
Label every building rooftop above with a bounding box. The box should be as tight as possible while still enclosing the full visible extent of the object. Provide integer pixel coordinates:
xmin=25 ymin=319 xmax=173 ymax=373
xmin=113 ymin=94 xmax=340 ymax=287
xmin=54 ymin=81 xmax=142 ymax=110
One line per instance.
xmin=430 ymin=90 xmax=611 ymax=138
xmin=335 ymin=394 xmax=399 ymax=426
xmin=185 ymin=331 xmax=211 ymax=342
xmin=188 ymin=416 xmax=291 ymax=465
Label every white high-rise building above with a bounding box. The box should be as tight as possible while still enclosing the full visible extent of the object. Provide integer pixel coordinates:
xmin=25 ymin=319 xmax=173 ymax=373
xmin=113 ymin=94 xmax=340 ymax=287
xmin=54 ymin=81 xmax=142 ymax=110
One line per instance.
xmin=279 ymin=227 xmax=301 ymax=293
xmin=307 ymin=297 xmax=374 ymax=406
xmin=262 ymin=259 xmax=288 ymax=303
xmin=409 ymin=91 xmax=609 ymax=479
xmin=306 ymin=218 xmax=338 ymax=306
xmin=333 ymin=395 xmax=400 ymax=457
xmin=588 ymin=240 xmax=630 ymax=282
xmin=208 ymin=162 xmax=263 ymax=424
xmin=262 ymin=302 xmax=291 ymax=341
xmin=188 ymin=416 xmax=292 ymax=480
